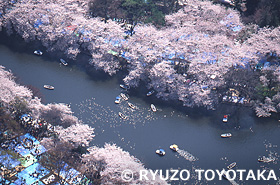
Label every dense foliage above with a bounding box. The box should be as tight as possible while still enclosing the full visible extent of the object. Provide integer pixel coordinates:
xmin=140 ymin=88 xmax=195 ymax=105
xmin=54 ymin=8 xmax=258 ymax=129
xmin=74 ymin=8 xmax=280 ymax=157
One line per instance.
xmin=241 ymin=0 xmax=280 ymax=27
xmin=89 ymin=0 xmax=180 ymax=26
xmin=0 ymin=0 xmax=280 ymax=118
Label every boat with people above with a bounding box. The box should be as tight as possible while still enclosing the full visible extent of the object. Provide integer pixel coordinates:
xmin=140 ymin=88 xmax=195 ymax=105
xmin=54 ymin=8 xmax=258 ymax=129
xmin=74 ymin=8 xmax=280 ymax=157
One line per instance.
xmin=227 ymin=162 xmax=236 ymax=169
xmin=60 ymin=59 xmax=68 ymax=66
xmin=147 ymin=90 xmax=155 ymax=96
xmin=223 ymin=115 xmax=228 ymax=122
xmin=120 ymin=84 xmax=130 ymax=90
xmin=120 ymin=93 xmax=129 ymax=101
xmin=118 ymin=112 xmax=127 ymax=120
xmin=221 ymin=133 xmax=232 ymax=138
xmin=43 ymin=85 xmax=54 ymax=90
xmin=258 ymin=156 xmax=274 ymax=163
xmin=115 ymin=96 xmax=121 ymax=104
xmin=170 ymin=144 xmax=179 ymax=151
xmin=34 ymin=50 xmax=43 ymax=56
xmin=156 ymin=149 xmax=165 ymax=156
xmin=128 ymin=102 xmax=136 ymax=109
xmin=151 ymin=104 xmax=157 ymax=112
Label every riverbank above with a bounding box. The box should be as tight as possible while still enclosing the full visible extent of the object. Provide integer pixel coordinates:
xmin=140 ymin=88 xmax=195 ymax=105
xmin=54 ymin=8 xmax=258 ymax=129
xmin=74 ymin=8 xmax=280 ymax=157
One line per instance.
xmin=1 ymin=0 xmax=280 ymax=118
xmin=0 ymin=30 xmax=265 ymax=123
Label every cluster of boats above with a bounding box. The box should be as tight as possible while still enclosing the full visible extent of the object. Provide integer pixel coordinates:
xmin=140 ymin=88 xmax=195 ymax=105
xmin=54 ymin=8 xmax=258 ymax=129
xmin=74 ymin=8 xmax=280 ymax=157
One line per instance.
xmin=116 ymin=86 xmax=158 ymax=120
xmin=115 ymin=93 xmax=129 ymax=104
xmin=222 ymin=95 xmax=248 ymax=104
xmin=119 ymin=84 xmax=155 ymax=97
xmin=156 ymin=144 xmax=179 ymax=156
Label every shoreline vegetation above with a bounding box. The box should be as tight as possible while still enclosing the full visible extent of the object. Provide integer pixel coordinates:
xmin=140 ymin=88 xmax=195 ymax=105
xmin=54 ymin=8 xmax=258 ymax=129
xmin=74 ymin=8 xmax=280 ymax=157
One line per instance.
xmin=0 ymin=0 xmax=280 ymax=117
xmin=0 ymin=66 xmax=166 ymax=184
xmin=0 ymin=0 xmax=280 ymax=183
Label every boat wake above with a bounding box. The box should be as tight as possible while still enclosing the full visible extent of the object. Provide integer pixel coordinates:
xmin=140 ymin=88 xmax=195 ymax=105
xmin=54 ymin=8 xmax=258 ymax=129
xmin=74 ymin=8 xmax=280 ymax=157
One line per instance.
xmin=177 ymin=149 xmax=198 ymax=162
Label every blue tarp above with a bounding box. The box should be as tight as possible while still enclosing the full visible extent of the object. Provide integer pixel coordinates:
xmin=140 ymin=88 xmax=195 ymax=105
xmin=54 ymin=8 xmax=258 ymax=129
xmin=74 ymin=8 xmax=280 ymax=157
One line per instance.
xmin=0 ymin=177 xmax=10 ymax=184
xmin=21 ymin=114 xmax=32 ymax=120
xmin=16 ymin=163 xmax=49 ymax=185
xmin=121 ymin=51 xmax=131 ymax=60
xmin=14 ymin=144 xmax=30 ymax=156
xmin=34 ymin=19 xmax=43 ymax=28
xmin=232 ymin=25 xmax=242 ymax=32
xmin=124 ymin=30 xmax=135 ymax=35
xmin=20 ymin=133 xmax=40 ymax=145
xmin=30 ymin=144 xmax=47 ymax=156
xmin=59 ymin=163 xmax=80 ymax=180
xmin=54 ymin=182 xmax=69 ymax=185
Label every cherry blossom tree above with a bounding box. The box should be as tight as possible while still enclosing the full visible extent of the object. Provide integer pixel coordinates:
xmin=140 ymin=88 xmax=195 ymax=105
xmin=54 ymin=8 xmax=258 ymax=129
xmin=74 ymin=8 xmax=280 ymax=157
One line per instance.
xmin=0 ymin=66 xmax=32 ymax=106
xmin=82 ymin=143 xmax=167 ymax=184
xmin=1 ymin=0 xmax=280 ymax=115
xmin=255 ymin=97 xmax=277 ymax=117
xmin=55 ymin=123 xmax=95 ymax=148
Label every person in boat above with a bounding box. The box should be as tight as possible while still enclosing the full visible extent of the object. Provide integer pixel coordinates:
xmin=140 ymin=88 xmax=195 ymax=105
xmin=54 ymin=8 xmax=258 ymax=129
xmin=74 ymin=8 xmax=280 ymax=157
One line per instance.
xmin=170 ymin=144 xmax=179 ymax=151
xmin=115 ymin=96 xmax=121 ymax=104
xmin=151 ymin=104 xmax=157 ymax=112
xmin=156 ymin=149 xmax=165 ymax=156
xmin=147 ymin=90 xmax=155 ymax=96
xmin=34 ymin=50 xmax=43 ymax=55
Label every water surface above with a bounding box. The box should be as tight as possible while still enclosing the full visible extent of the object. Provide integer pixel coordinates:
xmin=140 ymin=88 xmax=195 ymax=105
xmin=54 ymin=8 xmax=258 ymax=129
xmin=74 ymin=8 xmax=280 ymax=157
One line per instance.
xmin=0 ymin=44 xmax=279 ymax=185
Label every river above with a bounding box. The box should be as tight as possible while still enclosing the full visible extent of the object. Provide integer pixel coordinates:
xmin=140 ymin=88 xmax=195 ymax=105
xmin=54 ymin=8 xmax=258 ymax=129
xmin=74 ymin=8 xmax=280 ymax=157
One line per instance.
xmin=0 ymin=39 xmax=279 ymax=184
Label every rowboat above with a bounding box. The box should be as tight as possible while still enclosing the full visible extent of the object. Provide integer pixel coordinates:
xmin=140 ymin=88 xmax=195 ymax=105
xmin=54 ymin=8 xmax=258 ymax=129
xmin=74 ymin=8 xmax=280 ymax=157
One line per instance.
xmin=151 ymin=104 xmax=157 ymax=112
xmin=156 ymin=149 xmax=165 ymax=156
xmin=147 ymin=90 xmax=155 ymax=96
xmin=118 ymin=112 xmax=127 ymax=120
xmin=120 ymin=84 xmax=130 ymax=90
xmin=43 ymin=85 xmax=54 ymax=90
xmin=227 ymin=162 xmax=236 ymax=169
xmin=34 ymin=50 xmax=43 ymax=56
xmin=120 ymin=93 xmax=129 ymax=101
xmin=258 ymin=156 xmax=274 ymax=163
xmin=60 ymin=59 xmax=68 ymax=66
xmin=170 ymin=144 xmax=179 ymax=151
xmin=223 ymin=115 xmax=228 ymax=122
xmin=115 ymin=96 xmax=121 ymax=104
xmin=221 ymin=133 xmax=232 ymax=138
xmin=128 ymin=102 xmax=136 ymax=109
